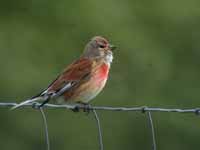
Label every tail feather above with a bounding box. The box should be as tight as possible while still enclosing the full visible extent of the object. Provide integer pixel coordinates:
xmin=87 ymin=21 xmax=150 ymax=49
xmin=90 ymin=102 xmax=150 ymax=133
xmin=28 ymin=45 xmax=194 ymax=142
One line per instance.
xmin=11 ymin=97 xmax=42 ymax=110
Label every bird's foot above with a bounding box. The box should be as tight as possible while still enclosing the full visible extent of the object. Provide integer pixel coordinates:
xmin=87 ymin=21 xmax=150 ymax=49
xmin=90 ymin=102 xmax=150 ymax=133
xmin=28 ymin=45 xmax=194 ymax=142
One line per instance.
xmin=72 ymin=103 xmax=92 ymax=114
xmin=82 ymin=104 xmax=92 ymax=114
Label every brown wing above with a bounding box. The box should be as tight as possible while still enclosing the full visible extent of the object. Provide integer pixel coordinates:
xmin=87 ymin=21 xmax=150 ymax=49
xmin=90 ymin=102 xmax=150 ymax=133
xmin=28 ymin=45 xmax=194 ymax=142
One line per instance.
xmin=32 ymin=58 xmax=93 ymax=99
xmin=48 ymin=58 xmax=93 ymax=92
xmin=11 ymin=58 xmax=93 ymax=110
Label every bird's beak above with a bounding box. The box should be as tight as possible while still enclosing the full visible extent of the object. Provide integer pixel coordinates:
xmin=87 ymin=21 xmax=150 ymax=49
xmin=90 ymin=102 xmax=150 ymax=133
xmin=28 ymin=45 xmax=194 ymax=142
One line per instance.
xmin=109 ymin=44 xmax=116 ymax=51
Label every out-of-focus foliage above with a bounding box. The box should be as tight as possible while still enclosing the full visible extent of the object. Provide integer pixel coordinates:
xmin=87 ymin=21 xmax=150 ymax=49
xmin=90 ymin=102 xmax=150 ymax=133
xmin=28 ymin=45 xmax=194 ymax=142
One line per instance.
xmin=1 ymin=0 xmax=200 ymax=149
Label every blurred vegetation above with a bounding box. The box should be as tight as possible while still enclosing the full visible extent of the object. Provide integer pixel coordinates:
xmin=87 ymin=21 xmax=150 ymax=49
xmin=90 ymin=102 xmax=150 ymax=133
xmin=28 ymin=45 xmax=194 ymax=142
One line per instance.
xmin=1 ymin=0 xmax=200 ymax=149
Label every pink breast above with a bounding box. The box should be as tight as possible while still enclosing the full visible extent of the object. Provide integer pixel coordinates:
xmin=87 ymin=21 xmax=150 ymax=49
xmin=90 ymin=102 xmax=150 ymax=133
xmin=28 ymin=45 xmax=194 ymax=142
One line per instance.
xmin=94 ymin=63 xmax=109 ymax=86
xmin=98 ymin=63 xmax=109 ymax=79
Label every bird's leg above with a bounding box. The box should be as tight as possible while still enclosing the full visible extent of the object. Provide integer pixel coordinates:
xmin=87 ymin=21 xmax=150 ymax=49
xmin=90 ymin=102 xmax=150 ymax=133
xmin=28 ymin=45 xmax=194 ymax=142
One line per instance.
xmin=83 ymin=104 xmax=92 ymax=113
xmin=72 ymin=102 xmax=91 ymax=114
xmin=80 ymin=102 xmax=92 ymax=114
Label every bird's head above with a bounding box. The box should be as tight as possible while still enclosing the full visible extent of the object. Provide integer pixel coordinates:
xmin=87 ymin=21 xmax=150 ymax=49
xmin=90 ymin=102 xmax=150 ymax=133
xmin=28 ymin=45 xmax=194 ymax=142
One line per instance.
xmin=83 ymin=36 xmax=116 ymax=64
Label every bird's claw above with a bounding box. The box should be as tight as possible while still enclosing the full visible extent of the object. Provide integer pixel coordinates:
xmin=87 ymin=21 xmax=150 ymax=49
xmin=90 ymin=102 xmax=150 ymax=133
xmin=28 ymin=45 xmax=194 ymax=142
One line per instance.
xmin=72 ymin=103 xmax=92 ymax=114
xmin=83 ymin=104 xmax=92 ymax=114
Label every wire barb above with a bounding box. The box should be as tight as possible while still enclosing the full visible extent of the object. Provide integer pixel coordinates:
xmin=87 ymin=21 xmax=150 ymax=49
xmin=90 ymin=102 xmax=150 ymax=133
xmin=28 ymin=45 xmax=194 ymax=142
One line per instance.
xmin=93 ymin=109 xmax=104 ymax=150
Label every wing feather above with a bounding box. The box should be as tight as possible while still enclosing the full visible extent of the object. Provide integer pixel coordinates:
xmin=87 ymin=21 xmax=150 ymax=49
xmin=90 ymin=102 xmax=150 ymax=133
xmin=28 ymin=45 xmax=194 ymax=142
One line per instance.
xmin=40 ymin=58 xmax=93 ymax=98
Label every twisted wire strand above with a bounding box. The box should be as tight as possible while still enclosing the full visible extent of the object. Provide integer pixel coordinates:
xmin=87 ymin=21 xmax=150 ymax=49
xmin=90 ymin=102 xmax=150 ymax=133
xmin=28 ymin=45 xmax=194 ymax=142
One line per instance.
xmin=0 ymin=102 xmax=199 ymax=114
xmin=1 ymin=102 xmax=200 ymax=150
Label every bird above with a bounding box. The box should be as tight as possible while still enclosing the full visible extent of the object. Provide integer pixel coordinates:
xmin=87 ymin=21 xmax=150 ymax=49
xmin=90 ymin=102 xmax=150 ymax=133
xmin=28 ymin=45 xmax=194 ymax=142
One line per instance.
xmin=11 ymin=36 xmax=116 ymax=110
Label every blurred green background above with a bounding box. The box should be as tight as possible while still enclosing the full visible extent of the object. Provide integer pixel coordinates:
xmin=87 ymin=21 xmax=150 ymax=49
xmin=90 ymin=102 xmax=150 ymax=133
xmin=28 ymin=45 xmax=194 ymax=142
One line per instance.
xmin=1 ymin=0 xmax=200 ymax=149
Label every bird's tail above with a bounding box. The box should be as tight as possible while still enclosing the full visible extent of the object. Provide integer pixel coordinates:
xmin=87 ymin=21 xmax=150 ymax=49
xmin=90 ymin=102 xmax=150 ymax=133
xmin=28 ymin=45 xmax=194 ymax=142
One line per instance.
xmin=11 ymin=96 xmax=42 ymax=110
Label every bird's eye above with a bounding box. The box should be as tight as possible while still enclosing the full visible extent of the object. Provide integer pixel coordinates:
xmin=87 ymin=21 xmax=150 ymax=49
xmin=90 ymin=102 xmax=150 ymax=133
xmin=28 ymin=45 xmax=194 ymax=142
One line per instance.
xmin=99 ymin=45 xmax=105 ymax=48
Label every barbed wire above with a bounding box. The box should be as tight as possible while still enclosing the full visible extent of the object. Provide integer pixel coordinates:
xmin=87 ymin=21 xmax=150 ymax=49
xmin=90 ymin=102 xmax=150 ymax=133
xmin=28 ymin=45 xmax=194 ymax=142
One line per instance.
xmin=1 ymin=102 xmax=200 ymax=150
xmin=1 ymin=102 xmax=200 ymax=113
